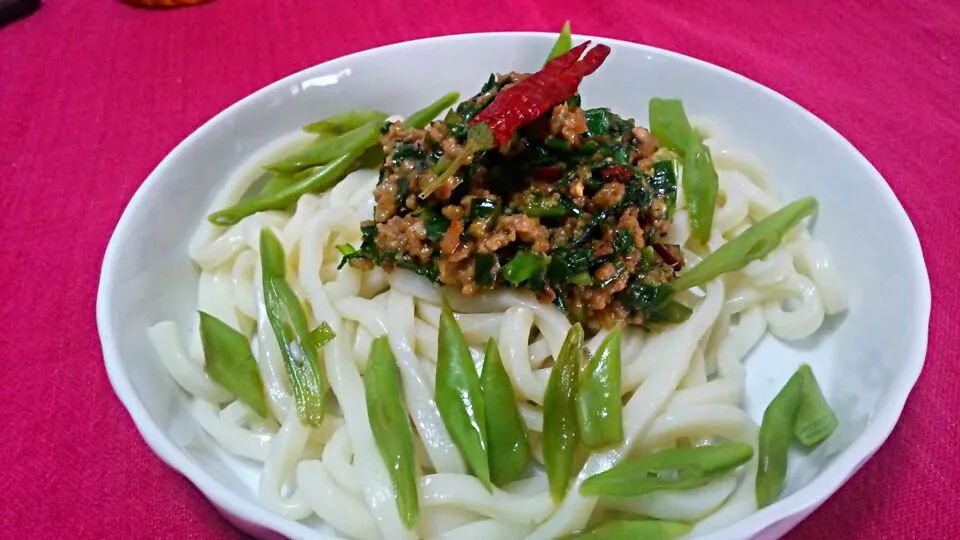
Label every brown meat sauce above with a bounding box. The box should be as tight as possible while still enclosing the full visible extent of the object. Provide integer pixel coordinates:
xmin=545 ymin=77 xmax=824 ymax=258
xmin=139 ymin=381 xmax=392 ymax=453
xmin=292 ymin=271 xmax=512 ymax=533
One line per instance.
xmin=346 ymin=73 xmax=684 ymax=328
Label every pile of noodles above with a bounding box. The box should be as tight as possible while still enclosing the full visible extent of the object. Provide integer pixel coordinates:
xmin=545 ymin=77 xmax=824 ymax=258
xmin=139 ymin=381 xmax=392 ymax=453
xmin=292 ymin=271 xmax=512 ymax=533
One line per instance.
xmin=149 ymin=119 xmax=846 ymax=540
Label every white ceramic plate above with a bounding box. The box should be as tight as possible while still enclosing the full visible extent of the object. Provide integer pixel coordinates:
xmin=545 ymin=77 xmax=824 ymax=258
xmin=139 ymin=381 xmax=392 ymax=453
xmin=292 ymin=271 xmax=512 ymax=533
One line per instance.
xmin=97 ymin=32 xmax=930 ymax=540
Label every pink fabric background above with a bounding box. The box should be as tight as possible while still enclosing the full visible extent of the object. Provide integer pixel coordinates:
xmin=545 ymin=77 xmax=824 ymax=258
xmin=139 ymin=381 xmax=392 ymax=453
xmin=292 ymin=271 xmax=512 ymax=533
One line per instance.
xmin=1 ymin=1 xmax=958 ymax=538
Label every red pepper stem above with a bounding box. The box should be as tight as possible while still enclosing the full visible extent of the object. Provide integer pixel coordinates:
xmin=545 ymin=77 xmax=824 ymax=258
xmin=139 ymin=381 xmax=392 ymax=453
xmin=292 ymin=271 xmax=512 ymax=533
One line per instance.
xmin=419 ymin=143 xmax=475 ymax=199
xmin=419 ymin=123 xmax=495 ymax=199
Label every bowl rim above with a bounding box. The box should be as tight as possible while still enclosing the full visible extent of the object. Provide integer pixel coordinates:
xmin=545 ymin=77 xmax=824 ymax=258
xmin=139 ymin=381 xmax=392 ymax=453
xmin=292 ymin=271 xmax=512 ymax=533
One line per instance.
xmin=97 ymin=30 xmax=931 ymax=540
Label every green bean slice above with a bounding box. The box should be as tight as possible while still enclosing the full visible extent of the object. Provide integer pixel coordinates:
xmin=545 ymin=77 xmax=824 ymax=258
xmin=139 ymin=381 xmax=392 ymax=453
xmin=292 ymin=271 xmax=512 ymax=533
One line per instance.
xmin=545 ymin=21 xmax=573 ymax=63
xmin=671 ymin=197 xmax=819 ymax=292
xmin=544 ymin=323 xmax=584 ymax=502
xmin=682 ymin=142 xmax=719 ymax=242
xmin=303 ymin=109 xmax=388 ymax=135
xmin=209 ymin=92 xmax=460 ymax=226
xmin=480 ymin=339 xmax=532 ymax=486
xmin=756 ymin=369 xmax=804 ymax=508
xmin=198 ymin=311 xmax=267 ymax=417
xmin=404 ymin=92 xmax=461 ymax=129
xmin=793 ymin=364 xmax=838 ymax=447
xmin=257 ymin=131 xmax=337 ymax=196
xmin=260 ymin=229 xmax=327 ymax=427
xmin=567 ymin=518 xmax=692 ymax=540
xmin=209 ymin=149 xmax=364 ymax=226
xmin=649 ymin=98 xmax=697 ymax=158
xmin=580 ymin=442 xmax=754 ymax=497
xmin=649 ymin=98 xmax=717 ymax=242
xmin=365 ymin=336 xmax=420 ymax=528
xmin=268 ymin=116 xmax=386 ymax=173
xmin=436 ymin=299 xmax=490 ymax=489
xmin=576 ymin=325 xmax=623 ymax=449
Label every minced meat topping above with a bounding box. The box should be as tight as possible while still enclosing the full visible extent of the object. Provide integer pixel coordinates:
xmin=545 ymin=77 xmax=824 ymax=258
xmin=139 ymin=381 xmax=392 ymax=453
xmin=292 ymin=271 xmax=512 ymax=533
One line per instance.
xmin=342 ymin=73 xmax=684 ymax=329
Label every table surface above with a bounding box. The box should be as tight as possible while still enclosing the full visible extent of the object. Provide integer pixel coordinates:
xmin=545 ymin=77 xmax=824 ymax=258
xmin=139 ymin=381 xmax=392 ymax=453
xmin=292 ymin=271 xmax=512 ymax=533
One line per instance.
xmin=2 ymin=1 xmax=958 ymax=538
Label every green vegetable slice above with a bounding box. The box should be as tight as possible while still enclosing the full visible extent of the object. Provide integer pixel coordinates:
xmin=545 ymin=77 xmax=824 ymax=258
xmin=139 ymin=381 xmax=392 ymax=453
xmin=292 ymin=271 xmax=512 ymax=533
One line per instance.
xmin=793 ymin=364 xmax=839 ymax=447
xmin=756 ymin=369 xmax=804 ymax=508
xmin=310 ymin=322 xmax=336 ymax=348
xmin=268 ymin=116 xmax=387 ymax=173
xmin=198 ymin=311 xmax=268 ymax=417
xmin=209 ymin=150 xmax=364 ymax=226
xmin=648 ymin=98 xmax=697 ymax=157
xmin=649 ymin=98 xmax=717 ymax=242
xmin=580 ymin=442 xmax=754 ymax=497
xmin=480 ymin=339 xmax=532 ymax=486
xmin=260 ymin=229 xmax=327 ymax=427
xmin=436 ymin=299 xmax=490 ymax=489
xmin=209 ymin=93 xmax=460 ymax=226
xmin=303 ymin=109 xmax=388 ymax=135
xmin=544 ymin=323 xmax=584 ymax=501
xmin=545 ymin=21 xmax=573 ymax=63
xmin=671 ymin=197 xmax=819 ymax=292
xmin=404 ymin=92 xmax=461 ymax=129
xmin=567 ymin=518 xmax=692 ymax=540
xmin=501 ymin=251 xmax=547 ymax=286
xmin=683 ymin=143 xmax=719 ymax=242
xmin=576 ymin=324 xmax=624 ymax=448
xmin=365 ymin=336 xmax=420 ymax=528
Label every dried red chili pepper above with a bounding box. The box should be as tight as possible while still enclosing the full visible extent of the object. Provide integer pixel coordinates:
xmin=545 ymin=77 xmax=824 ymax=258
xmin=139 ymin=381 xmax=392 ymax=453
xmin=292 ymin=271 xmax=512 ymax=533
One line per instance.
xmin=473 ymin=43 xmax=610 ymax=146
xmin=420 ymin=42 xmax=611 ymax=198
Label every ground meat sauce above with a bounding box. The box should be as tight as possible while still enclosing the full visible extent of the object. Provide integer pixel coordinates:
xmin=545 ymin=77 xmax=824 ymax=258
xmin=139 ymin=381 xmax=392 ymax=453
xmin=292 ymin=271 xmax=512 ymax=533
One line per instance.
xmin=343 ymin=73 xmax=684 ymax=328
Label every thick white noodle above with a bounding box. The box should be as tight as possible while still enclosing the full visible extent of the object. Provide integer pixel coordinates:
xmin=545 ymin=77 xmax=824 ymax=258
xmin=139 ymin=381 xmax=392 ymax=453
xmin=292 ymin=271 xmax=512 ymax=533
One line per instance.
xmin=258 ymin=408 xmax=312 ymax=520
xmin=527 ymin=279 xmax=726 ymax=539
xmin=148 ymin=127 xmax=846 ymax=539
xmin=297 ymin=460 xmax=382 ymax=540
xmin=147 ymin=322 xmax=230 ymax=403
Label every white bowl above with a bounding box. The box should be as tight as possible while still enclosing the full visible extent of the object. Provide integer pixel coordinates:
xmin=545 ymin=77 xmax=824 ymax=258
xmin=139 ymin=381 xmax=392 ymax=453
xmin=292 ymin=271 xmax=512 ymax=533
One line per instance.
xmin=97 ymin=32 xmax=930 ymax=540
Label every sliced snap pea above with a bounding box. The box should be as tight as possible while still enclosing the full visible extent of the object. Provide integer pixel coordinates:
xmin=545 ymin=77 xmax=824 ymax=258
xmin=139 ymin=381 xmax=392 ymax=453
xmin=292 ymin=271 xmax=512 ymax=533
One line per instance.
xmin=545 ymin=21 xmax=573 ymax=63
xmin=480 ymin=339 xmax=532 ymax=486
xmin=576 ymin=324 xmax=623 ymax=449
xmin=567 ymin=518 xmax=692 ymax=540
xmin=671 ymin=197 xmax=819 ymax=292
xmin=198 ymin=311 xmax=267 ymax=417
xmin=580 ymin=442 xmax=754 ymax=497
xmin=682 ymin=142 xmax=719 ymax=243
xmin=365 ymin=336 xmax=419 ymax=529
xmin=436 ymin=299 xmax=490 ymax=489
xmin=209 ymin=150 xmax=364 ymax=226
xmin=257 ymin=131 xmax=338 ymax=196
xmin=303 ymin=109 xmax=388 ymax=135
xmin=756 ymin=369 xmax=804 ymax=508
xmin=544 ymin=323 xmax=584 ymax=502
xmin=404 ymin=91 xmax=461 ymax=129
xmin=209 ymin=93 xmax=459 ymax=226
xmin=793 ymin=364 xmax=838 ymax=447
xmin=257 ymin=172 xmax=295 ymax=197
xmin=260 ymin=229 xmax=327 ymax=427
xmin=268 ymin=116 xmax=387 ymax=173
xmin=648 ymin=98 xmax=717 ymax=242
xmin=648 ymin=98 xmax=697 ymax=158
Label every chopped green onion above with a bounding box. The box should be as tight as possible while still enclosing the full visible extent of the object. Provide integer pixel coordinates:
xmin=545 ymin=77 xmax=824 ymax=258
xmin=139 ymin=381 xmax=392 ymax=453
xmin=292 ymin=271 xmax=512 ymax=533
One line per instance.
xmin=310 ymin=322 xmax=336 ymax=348
xmin=501 ymin=251 xmax=547 ymax=286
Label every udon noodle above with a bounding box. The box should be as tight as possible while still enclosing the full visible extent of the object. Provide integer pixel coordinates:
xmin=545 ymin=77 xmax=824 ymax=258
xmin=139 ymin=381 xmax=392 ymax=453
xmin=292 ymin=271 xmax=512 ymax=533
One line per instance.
xmin=149 ymin=119 xmax=845 ymax=539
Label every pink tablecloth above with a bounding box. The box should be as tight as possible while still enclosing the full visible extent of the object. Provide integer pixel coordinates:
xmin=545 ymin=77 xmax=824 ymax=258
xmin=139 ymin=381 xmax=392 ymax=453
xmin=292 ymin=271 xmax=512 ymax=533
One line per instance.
xmin=1 ymin=1 xmax=958 ymax=538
